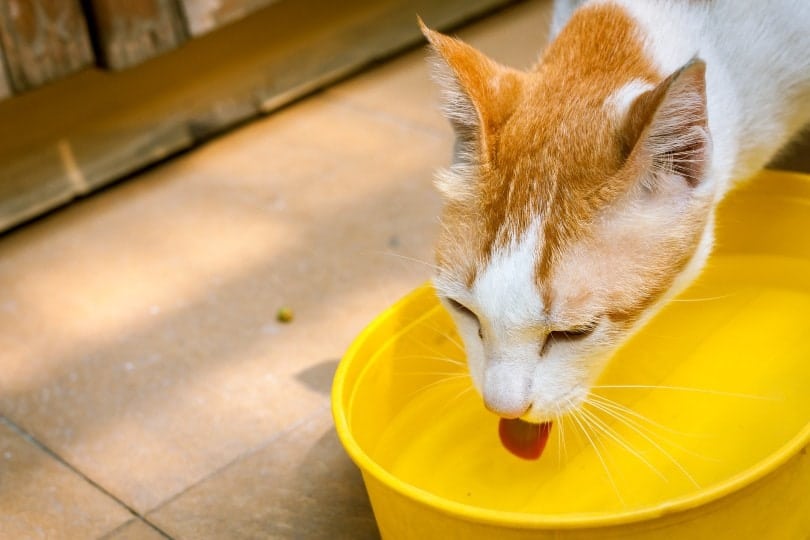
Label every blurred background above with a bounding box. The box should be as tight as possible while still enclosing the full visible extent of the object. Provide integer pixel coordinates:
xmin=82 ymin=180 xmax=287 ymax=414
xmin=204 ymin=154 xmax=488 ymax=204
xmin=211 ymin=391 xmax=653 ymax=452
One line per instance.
xmin=0 ymin=0 xmax=520 ymax=232
xmin=0 ymin=1 xmax=807 ymax=539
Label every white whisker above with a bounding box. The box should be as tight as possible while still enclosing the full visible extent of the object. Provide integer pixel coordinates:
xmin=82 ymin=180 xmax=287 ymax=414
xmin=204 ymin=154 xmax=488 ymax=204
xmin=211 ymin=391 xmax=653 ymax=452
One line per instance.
xmin=436 ymin=385 xmax=476 ymax=416
xmin=579 ymin=406 xmax=669 ymax=482
xmin=398 ymin=371 xmax=469 ymax=377
xmin=393 ymin=354 xmax=466 ymax=367
xmin=403 ymin=374 xmax=470 ymax=401
xmin=568 ymin=401 xmax=625 ymax=505
xmin=586 ymin=397 xmax=720 ymax=463
xmin=668 ymin=292 xmax=736 ymax=303
xmin=412 ymin=320 xmax=466 ymax=353
xmin=404 ymin=334 xmax=464 ymax=364
xmin=591 ymin=384 xmax=777 ymax=401
xmin=587 ymin=394 xmax=710 ymax=438
xmin=585 ymin=399 xmax=701 ymax=488
xmin=373 ymin=250 xmax=442 ymax=272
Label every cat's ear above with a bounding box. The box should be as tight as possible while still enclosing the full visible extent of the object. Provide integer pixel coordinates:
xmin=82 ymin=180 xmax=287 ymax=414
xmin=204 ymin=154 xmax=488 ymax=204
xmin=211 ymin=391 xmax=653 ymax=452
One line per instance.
xmin=623 ymin=59 xmax=711 ymax=190
xmin=419 ymin=18 xmax=523 ymax=164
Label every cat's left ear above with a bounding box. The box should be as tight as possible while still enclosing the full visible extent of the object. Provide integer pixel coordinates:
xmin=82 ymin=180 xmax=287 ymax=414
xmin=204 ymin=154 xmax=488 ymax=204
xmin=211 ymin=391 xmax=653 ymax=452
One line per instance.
xmin=419 ymin=18 xmax=523 ymax=165
xmin=623 ymin=59 xmax=711 ymax=190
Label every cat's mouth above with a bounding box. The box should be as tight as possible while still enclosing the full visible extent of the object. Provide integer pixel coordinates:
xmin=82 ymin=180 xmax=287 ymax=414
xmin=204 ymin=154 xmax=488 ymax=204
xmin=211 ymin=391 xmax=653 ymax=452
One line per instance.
xmin=498 ymin=417 xmax=553 ymax=460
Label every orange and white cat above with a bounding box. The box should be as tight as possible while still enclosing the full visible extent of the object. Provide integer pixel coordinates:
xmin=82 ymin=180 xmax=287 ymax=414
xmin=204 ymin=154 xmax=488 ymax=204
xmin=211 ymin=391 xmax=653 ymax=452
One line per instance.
xmin=422 ymin=1 xmax=810 ymax=424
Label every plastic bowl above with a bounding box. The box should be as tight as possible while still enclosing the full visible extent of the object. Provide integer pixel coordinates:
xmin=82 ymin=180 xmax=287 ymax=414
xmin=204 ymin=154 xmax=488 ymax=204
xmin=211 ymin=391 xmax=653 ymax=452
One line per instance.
xmin=332 ymin=170 xmax=810 ymax=539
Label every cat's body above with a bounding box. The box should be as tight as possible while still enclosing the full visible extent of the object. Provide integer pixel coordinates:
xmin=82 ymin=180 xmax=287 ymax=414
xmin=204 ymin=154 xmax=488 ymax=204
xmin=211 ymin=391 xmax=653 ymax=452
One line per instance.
xmin=422 ymin=1 xmax=810 ymax=423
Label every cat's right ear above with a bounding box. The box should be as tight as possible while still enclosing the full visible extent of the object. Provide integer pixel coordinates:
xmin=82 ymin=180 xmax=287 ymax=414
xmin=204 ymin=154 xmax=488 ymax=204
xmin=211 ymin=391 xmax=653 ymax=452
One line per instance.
xmin=419 ymin=18 xmax=523 ymax=195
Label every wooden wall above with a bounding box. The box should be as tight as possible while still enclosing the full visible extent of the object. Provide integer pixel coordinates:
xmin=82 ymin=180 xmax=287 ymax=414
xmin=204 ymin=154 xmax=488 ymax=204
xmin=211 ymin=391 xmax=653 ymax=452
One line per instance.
xmin=0 ymin=0 xmax=284 ymax=97
xmin=0 ymin=0 xmax=520 ymax=233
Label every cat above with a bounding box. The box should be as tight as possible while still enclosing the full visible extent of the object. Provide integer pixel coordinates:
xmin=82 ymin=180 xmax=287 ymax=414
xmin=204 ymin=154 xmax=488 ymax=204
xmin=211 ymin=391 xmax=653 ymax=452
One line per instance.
xmin=421 ymin=0 xmax=810 ymax=425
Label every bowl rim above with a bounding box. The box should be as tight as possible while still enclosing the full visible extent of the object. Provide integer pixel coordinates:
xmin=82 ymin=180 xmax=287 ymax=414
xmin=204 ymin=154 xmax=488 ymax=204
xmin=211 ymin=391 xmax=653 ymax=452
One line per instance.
xmin=332 ymin=281 xmax=810 ymax=529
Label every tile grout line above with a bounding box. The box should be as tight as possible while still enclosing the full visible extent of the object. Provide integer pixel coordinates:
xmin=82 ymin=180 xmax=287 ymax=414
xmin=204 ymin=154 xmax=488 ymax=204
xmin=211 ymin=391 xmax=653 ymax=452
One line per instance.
xmin=96 ymin=516 xmax=172 ymax=540
xmin=0 ymin=416 xmax=175 ymax=540
xmin=143 ymin=401 xmax=332 ymax=517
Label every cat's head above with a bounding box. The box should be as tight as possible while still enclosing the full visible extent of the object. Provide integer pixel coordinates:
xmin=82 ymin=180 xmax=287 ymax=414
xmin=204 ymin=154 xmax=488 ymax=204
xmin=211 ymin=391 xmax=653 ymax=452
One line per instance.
xmin=421 ymin=13 xmax=716 ymax=422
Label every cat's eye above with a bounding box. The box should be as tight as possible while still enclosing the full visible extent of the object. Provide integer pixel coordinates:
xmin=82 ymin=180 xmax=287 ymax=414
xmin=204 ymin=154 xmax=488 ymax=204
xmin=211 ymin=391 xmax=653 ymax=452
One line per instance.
xmin=551 ymin=325 xmax=596 ymax=341
xmin=445 ymin=298 xmax=483 ymax=339
xmin=541 ymin=322 xmax=598 ymax=355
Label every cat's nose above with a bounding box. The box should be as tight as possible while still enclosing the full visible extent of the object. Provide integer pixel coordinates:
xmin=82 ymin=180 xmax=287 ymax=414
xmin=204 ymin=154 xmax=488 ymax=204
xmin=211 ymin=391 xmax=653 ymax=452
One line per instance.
xmin=482 ymin=363 xmax=531 ymax=418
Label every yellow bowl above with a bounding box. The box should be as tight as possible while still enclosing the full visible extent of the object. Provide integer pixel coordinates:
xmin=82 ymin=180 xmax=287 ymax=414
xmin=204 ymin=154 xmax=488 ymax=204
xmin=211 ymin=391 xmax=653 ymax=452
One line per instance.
xmin=332 ymin=169 xmax=810 ymax=539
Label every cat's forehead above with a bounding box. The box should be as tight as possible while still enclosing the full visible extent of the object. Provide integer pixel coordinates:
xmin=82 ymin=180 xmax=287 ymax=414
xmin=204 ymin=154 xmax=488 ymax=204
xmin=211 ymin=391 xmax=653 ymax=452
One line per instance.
xmin=465 ymin=214 xmax=600 ymax=329
xmin=473 ymin=98 xmax=628 ymax=289
xmin=475 ymin=1 xmax=661 ymax=277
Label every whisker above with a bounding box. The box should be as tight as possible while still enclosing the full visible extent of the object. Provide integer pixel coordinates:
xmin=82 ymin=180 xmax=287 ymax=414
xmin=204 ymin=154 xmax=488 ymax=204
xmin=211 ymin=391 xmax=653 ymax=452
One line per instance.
xmin=578 ymin=406 xmax=668 ymax=482
xmin=397 ymin=371 xmax=469 ymax=377
xmin=392 ymin=354 xmax=466 ymax=367
xmin=411 ymin=320 xmax=466 ymax=353
xmin=587 ymin=394 xmax=711 ymax=438
xmin=373 ymin=250 xmax=442 ymax=272
xmin=586 ymin=397 xmax=720 ymax=463
xmin=402 ymin=322 xmax=465 ymax=356
xmin=585 ymin=400 xmax=701 ymax=488
xmin=591 ymin=384 xmax=778 ymax=401
xmin=403 ymin=334 xmax=464 ymax=365
xmin=554 ymin=402 xmax=565 ymax=469
xmin=403 ymin=374 xmax=470 ymax=402
xmin=568 ymin=402 xmax=625 ymax=505
xmin=433 ymin=385 xmax=476 ymax=418
xmin=668 ymin=292 xmax=736 ymax=303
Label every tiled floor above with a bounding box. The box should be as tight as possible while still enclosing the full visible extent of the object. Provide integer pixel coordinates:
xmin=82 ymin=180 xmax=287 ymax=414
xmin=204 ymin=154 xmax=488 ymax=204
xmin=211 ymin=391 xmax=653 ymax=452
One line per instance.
xmin=0 ymin=2 xmax=554 ymax=539
xmin=4 ymin=1 xmax=809 ymax=537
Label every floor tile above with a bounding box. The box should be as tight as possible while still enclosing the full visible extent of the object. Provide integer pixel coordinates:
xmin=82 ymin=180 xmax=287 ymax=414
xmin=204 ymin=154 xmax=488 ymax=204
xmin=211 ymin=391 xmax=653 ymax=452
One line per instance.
xmin=0 ymin=419 xmax=131 ymax=540
xmin=99 ymin=518 xmax=169 ymax=540
xmin=149 ymin=407 xmax=379 ymax=540
xmin=0 ymin=3 xmax=569 ymax=537
xmin=0 ymin=96 xmax=448 ymax=513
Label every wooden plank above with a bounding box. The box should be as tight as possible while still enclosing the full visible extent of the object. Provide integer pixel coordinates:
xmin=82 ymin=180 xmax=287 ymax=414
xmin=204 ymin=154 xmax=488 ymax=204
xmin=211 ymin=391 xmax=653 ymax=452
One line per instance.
xmin=0 ymin=146 xmax=74 ymax=232
xmin=0 ymin=0 xmax=518 ymax=234
xmin=0 ymin=0 xmax=94 ymax=92
xmin=178 ymin=0 xmax=279 ymax=36
xmin=0 ymin=51 xmax=11 ymax=100
xmin=86 ymin=0 xmax=187 ymax=70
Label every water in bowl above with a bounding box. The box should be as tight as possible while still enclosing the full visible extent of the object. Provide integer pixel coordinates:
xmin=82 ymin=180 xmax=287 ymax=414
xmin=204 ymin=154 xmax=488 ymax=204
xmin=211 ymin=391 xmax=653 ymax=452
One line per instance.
xmin=369 ymin=254 xmax=810 ymax=515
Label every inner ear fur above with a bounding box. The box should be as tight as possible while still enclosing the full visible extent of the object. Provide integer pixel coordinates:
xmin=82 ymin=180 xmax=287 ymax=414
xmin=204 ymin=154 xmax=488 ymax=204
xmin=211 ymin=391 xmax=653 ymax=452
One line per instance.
xmin=622 ymin=59 xmax=710 ymax=187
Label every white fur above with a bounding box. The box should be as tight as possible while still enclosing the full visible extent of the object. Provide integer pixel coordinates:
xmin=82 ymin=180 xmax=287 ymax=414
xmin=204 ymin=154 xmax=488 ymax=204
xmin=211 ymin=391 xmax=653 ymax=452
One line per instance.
xmin=596 ymin=0 xmax=810 ymax=196
xmin=455 ymin=219 xmax=600 ymax=419
xmin=606 ymin=79 xmax=653 ymax=120
xmin=461 ymin=220 xmax=546 ymax=416
xmin=433 ymin=0 xmax=810 ymax=423
xmin=473 ymin=220 xmax=544 ymax=336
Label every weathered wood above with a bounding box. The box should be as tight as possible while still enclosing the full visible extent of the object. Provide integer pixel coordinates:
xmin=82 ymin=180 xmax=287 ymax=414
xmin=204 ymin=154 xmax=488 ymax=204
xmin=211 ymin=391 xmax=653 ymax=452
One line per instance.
xmin=0 ymin=146 xmax=75 ymax=232
xmin=179 ymin=0 xmax=279 ymax=36
xmin=0 ymin=52 xmax=11 ymax=100
xmin=0 ymin=0 xmax=94 ymax=92
xmin=86 ymin=0 xmax=187 ymax=70
xmin=0 ymin=0 xmax=517 ymax=234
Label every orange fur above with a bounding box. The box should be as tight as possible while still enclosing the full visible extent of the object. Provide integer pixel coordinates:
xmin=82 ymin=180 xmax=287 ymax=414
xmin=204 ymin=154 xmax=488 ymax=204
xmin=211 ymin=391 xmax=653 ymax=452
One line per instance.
xmin=426 ymin=3 xmax=709 ymax=327
xmin=423 ymin=0 xmax=810 ymax=422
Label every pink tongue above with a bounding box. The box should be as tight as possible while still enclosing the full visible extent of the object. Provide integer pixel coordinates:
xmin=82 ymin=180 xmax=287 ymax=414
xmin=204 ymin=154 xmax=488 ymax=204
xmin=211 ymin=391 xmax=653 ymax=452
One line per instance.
xmin=498 ymin=418 xmax=552 ymax=460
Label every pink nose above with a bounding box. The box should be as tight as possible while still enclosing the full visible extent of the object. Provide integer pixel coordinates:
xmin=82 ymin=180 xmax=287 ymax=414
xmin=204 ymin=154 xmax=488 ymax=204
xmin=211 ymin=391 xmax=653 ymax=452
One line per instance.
xmin=482 ymin=363 xmax=531 ymax=418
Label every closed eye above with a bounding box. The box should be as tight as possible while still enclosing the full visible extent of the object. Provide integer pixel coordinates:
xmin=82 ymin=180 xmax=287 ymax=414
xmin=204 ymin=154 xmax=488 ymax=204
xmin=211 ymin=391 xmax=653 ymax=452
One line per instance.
xmin=445 ymin=298 xmax=483 ymax=339
xmin=541 ymin=322 xmax=598 ymax=355
xmin=550 ymin=325 xmax=596 ymax=341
